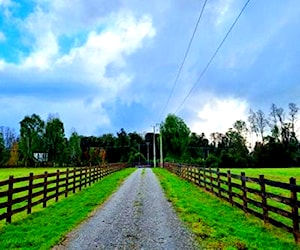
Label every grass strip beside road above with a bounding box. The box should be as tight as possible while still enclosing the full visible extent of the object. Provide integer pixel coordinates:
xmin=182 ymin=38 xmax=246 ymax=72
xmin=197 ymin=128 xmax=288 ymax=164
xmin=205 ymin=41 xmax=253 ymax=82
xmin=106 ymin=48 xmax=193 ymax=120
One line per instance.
xmin=154 ymin=168 xmax=299 ymax=250
xmin=0 ymin=168 xmax=135 ymax=250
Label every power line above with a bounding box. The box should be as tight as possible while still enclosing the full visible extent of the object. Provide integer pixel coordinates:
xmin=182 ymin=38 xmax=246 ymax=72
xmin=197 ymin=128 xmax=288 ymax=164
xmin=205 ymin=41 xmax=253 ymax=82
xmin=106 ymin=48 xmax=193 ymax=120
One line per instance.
xmin=160 ymin=0 xmax=208 ymax=119
xmin=175 ymin=0 xmax=252 ymax=114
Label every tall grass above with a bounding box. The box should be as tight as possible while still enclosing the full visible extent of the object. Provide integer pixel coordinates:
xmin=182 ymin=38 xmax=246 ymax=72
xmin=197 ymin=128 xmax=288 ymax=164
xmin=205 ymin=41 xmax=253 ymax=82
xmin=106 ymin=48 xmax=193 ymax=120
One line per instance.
xmin=154 ymin=168 xmax=299 ymax=250
xmin=0 ymin=168 xmax=135 ymax=250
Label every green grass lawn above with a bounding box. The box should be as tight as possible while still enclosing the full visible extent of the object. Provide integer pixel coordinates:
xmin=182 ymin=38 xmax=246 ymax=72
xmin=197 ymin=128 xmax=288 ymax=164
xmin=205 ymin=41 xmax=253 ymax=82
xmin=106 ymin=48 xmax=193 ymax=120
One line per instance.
xmin=0 ymin=167 xmax=69 ymax=180
xmin=154 ymin=168 xmax=299 ymax=250
xmin=228 ymin=168 xmax=300 ymax=183
xmin=0 ymin=167 xmax=95 ymax=227
xmin=225 ymin=167 xmax=300 ymax=229
xmin=0 ymin=168 xmax=135 ymax=249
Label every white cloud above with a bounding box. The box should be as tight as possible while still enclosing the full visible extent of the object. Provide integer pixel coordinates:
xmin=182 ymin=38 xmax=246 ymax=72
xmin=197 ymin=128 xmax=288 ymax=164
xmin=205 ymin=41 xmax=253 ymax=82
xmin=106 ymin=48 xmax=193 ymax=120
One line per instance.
xmin=0 ymin=0 xmax=12 ymax=7
xmin=189 ymin=96 xmax=249 ymax=137
xmin=0 ymin=31 xmax=6 ymax=42
xmin=207 ymin=0 xmax=235 ymax=28
xmin=0 ymin=5 xmax=156 ymax=134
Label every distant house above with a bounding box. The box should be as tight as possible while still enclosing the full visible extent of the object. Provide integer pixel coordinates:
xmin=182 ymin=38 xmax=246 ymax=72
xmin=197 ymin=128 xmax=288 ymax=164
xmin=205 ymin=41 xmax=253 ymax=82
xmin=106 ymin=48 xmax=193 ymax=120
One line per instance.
xmin=33 ymin=152 xmax=48 ymax=163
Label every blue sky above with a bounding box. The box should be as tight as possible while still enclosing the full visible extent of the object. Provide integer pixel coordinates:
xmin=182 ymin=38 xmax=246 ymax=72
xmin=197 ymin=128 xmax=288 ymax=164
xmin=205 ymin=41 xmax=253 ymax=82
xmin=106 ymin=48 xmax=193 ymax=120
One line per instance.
xmin=0 ymin=0 xmax=300 ymax=138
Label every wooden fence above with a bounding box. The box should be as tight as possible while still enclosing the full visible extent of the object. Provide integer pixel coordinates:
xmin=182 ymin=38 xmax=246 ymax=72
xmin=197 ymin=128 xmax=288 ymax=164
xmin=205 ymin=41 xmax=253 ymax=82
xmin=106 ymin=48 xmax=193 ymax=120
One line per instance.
xmin=0 ymin=163 xmax=127 ymax=224
xmin=164 ymin=162 xmax=300 ymax=243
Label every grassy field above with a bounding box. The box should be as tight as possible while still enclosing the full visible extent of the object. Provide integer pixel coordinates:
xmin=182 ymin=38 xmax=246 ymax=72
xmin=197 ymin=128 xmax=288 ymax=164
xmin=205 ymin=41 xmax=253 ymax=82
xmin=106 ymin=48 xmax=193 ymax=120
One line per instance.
xmin=228 ymin=168 xmax=300 ymax=182
xmin=0 ymin=167 xmax=69 ymax=180
xmin=0 ymin=167 xmax=89 ymax=227
xmin=0 ymin=168 xmax=135 ymax=249
xmin=154 ymin=168 xmax=299 ymax=250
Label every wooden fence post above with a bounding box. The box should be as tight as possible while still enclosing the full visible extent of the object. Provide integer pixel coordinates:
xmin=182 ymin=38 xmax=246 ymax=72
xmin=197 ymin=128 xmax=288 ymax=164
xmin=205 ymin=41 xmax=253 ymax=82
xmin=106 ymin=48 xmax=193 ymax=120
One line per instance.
xmin=198 ymin=167 xmax=202 ymax=187
xmin=72 ymin=168 xmax=76 ymax=194
xmin=227 ymin=170 xmax=233 ymax=205
xmin=65 ymin=168 xmax=69 ymax=198
xmin=27 ymin=173 xmax=34 ymax=214
xmin=290 ymin=177 xmax=300 ymax=243
xmin=84 ymin=168 xmax=87 ymax=187
xmin=96 ymin=166 xmax=99 ymax=182
xmin=6 ymin=175 xmax=14 ymax=223
xmin=55 ymin=170 xmax=60 ymax=202
xmin=92 ymin=167 xmax=96 ymax=183
xmin=203 ymin=168 xmax=207 ymax=190
xmin=79 ymin=168 xmax=82 ymax=191
xmin=241 ymin=172 xmax=247 ymax=213
xmin=260 ymin=175 xmax=268 ymax=223
xmin=217 ymin=168 xmax=221 ymax=197
xmin=209 ymin=167 xmax=213 ymax=193
xmin=43 ymin=171 xmax=48 ymax=208
xmin=89 ymin=167 xmax=91 ymax=186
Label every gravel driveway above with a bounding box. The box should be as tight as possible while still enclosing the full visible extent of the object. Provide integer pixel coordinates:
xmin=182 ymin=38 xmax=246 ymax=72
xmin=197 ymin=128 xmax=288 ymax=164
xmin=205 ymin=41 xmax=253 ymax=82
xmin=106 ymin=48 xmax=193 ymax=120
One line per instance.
xmin=54 ymin=168 xmax=200 ymax=250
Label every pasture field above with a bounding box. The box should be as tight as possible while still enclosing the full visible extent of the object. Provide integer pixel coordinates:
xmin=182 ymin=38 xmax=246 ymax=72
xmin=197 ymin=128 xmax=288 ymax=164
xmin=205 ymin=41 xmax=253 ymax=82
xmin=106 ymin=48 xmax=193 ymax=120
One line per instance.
xmin=0 ymin=167 xmax=71 ymax=227
xmin=154 ymin=168 xmax=299 ymax=250
xmin=216 ymin=168 xmax=300 ymax=233
xmin=0 ymin=167 xmax=68 ymax=180
xmin=228 ymin=168 xmax=300 ymax=182
xmin=0 ymin=168 xmax=135 ymax=249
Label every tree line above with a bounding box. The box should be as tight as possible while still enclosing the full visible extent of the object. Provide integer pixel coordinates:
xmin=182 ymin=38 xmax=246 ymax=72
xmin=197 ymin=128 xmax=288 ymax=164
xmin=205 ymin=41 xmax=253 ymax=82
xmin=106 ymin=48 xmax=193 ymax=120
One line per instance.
xmin=0 ymin=114 xmax=155 ymax=167
xmin=1 ymin=102 xmax=299 ymax=168
xmin=161 ymin=102 xmax=300 ymax=168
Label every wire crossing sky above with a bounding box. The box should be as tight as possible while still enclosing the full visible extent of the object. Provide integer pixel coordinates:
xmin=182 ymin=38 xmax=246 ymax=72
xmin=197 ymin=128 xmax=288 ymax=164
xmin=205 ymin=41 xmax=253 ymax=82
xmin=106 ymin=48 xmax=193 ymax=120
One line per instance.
xmin=0 ymin=0 xmax=299 ymax=137
xmin=160 ymin=0 xmax=208 ymax=120
xmin=175 ymin=0 xmax=252 ymax=114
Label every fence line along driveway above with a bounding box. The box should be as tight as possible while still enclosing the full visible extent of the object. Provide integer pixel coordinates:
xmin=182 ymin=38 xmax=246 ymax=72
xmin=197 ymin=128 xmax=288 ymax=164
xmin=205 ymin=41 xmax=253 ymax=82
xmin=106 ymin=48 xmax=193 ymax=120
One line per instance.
xmin=0 ymin=163 xmax=127 ymax=224
xmin=54 ymin=168 xmax=200 ymax=250
xmin=164 ymin=163 xmax=300 ymax=243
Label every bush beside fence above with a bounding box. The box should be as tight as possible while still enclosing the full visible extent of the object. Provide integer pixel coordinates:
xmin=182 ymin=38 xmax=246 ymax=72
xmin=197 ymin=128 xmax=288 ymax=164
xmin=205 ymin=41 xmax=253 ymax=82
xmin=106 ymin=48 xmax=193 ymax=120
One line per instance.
xmin=164 ymin=162 xmax=300 ymax=243
xmin=0 ymin=163 xmax=127 ymax=224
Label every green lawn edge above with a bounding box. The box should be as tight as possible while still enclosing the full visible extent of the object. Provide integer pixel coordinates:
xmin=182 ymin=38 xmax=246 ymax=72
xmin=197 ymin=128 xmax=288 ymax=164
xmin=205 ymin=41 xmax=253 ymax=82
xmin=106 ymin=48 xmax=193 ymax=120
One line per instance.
xmin=153 ymin=168 xmax=299 ymax=250
xmin=0 ymin=168 xmax=136 ymax=250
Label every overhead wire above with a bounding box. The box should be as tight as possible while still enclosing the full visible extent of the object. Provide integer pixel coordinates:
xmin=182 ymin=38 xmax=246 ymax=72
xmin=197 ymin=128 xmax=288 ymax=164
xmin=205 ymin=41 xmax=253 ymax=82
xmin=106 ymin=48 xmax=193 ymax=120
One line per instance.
xmin=160 ymin=0 xmax=208 ymax=120
xmin=175 ymin=0 xmax=252 ymax=114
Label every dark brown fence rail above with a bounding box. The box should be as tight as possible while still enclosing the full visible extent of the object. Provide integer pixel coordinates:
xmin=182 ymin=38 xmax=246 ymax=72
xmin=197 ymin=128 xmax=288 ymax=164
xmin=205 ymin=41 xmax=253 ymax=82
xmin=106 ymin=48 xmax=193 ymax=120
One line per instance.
xmin=0 ymin=163 xmax=127 ymax=224
xmin=164 ymin=162 xmax=300 ymax=243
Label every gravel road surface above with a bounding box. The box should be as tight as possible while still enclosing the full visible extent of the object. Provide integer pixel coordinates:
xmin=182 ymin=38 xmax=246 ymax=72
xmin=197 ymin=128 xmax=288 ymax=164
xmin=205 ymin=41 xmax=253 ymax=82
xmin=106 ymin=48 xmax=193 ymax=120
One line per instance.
xmin=54 ymin=168 xmax=200 ymax=250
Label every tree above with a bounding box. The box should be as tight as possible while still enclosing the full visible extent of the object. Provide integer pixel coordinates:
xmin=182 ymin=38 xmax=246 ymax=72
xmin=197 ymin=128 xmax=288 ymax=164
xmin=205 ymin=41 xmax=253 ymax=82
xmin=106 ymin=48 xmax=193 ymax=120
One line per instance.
xmin=0 ymin=132 xmax=5 ymax=164
xmin=0 ymin=126 xmax=16 ymax=149
xmin=100 ymin=133 xmax=117 ymax=163
xmin=44 ymin=115 xmax=66 ymax=164
xmin=67 ymin=131 xmax=82 ymax=165
xmin=248 ymin=109 xmax=267 ymax=143
xmin=188 ymin=132 xmax=209 ymax=162
xmin=288 ymin=102 xmax=299 ymax=134
xmin=8 ymin=141 xmax=19 ymax=166
xmin=116 ymin=128 xmax=130 ymax=162
xmin=160 ymin=114 xmax=190 ymax=160
xmin=233 ymin=120 xmax=248 ymax=138
xmin=19 ymin=114 xmax=45 ymax=166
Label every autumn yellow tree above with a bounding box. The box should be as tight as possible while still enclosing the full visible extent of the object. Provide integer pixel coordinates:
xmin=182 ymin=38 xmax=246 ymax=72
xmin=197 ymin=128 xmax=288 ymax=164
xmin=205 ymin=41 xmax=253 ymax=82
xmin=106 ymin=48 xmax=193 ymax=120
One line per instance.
xmin=100 ymin=148 xmax=106 ymax=164
xmin=8 ymin=141 xmax=19 ymax=166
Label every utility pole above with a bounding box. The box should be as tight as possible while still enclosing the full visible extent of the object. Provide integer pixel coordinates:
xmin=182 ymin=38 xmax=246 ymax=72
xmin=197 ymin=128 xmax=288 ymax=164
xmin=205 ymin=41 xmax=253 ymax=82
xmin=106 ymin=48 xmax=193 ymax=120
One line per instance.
xmin=146 ymin=142 xmax=150 ymax=165
xmin=159 ymin=128 xmax=163 ymax=167
xmin=153 ymin=125 xmax=156 ymax=168
xmin=155 ymin=123 xmax=163 ymax=167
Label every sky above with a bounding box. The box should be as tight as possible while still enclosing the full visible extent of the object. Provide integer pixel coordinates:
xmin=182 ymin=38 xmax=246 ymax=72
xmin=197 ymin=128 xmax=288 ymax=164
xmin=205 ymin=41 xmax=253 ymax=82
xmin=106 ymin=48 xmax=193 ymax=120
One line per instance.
xmin=0 ymin=0 xmax=300 ymax=138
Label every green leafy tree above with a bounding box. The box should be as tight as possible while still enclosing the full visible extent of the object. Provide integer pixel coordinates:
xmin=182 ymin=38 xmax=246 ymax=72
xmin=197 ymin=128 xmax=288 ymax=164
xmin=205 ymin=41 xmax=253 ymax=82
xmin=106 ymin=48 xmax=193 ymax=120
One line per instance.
xmin=44 ymin=115 xmax=66 ymax=163
xmin=0 ymin=132 xmax=5 ymax=164
xmin=19 ymin=114 xmax=45 ymax=166
xmin=116 ymin=128 xmax=130 ymax=162
xmin=100 ymin=133 xmax=117 ymax=163
xmin=160 ymin=114 xmax=190 ymax=160
xmin=188 ymin=132 xmax=209 ymax=163
xmin=67 ymin=131 xmax=82 ymax=165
